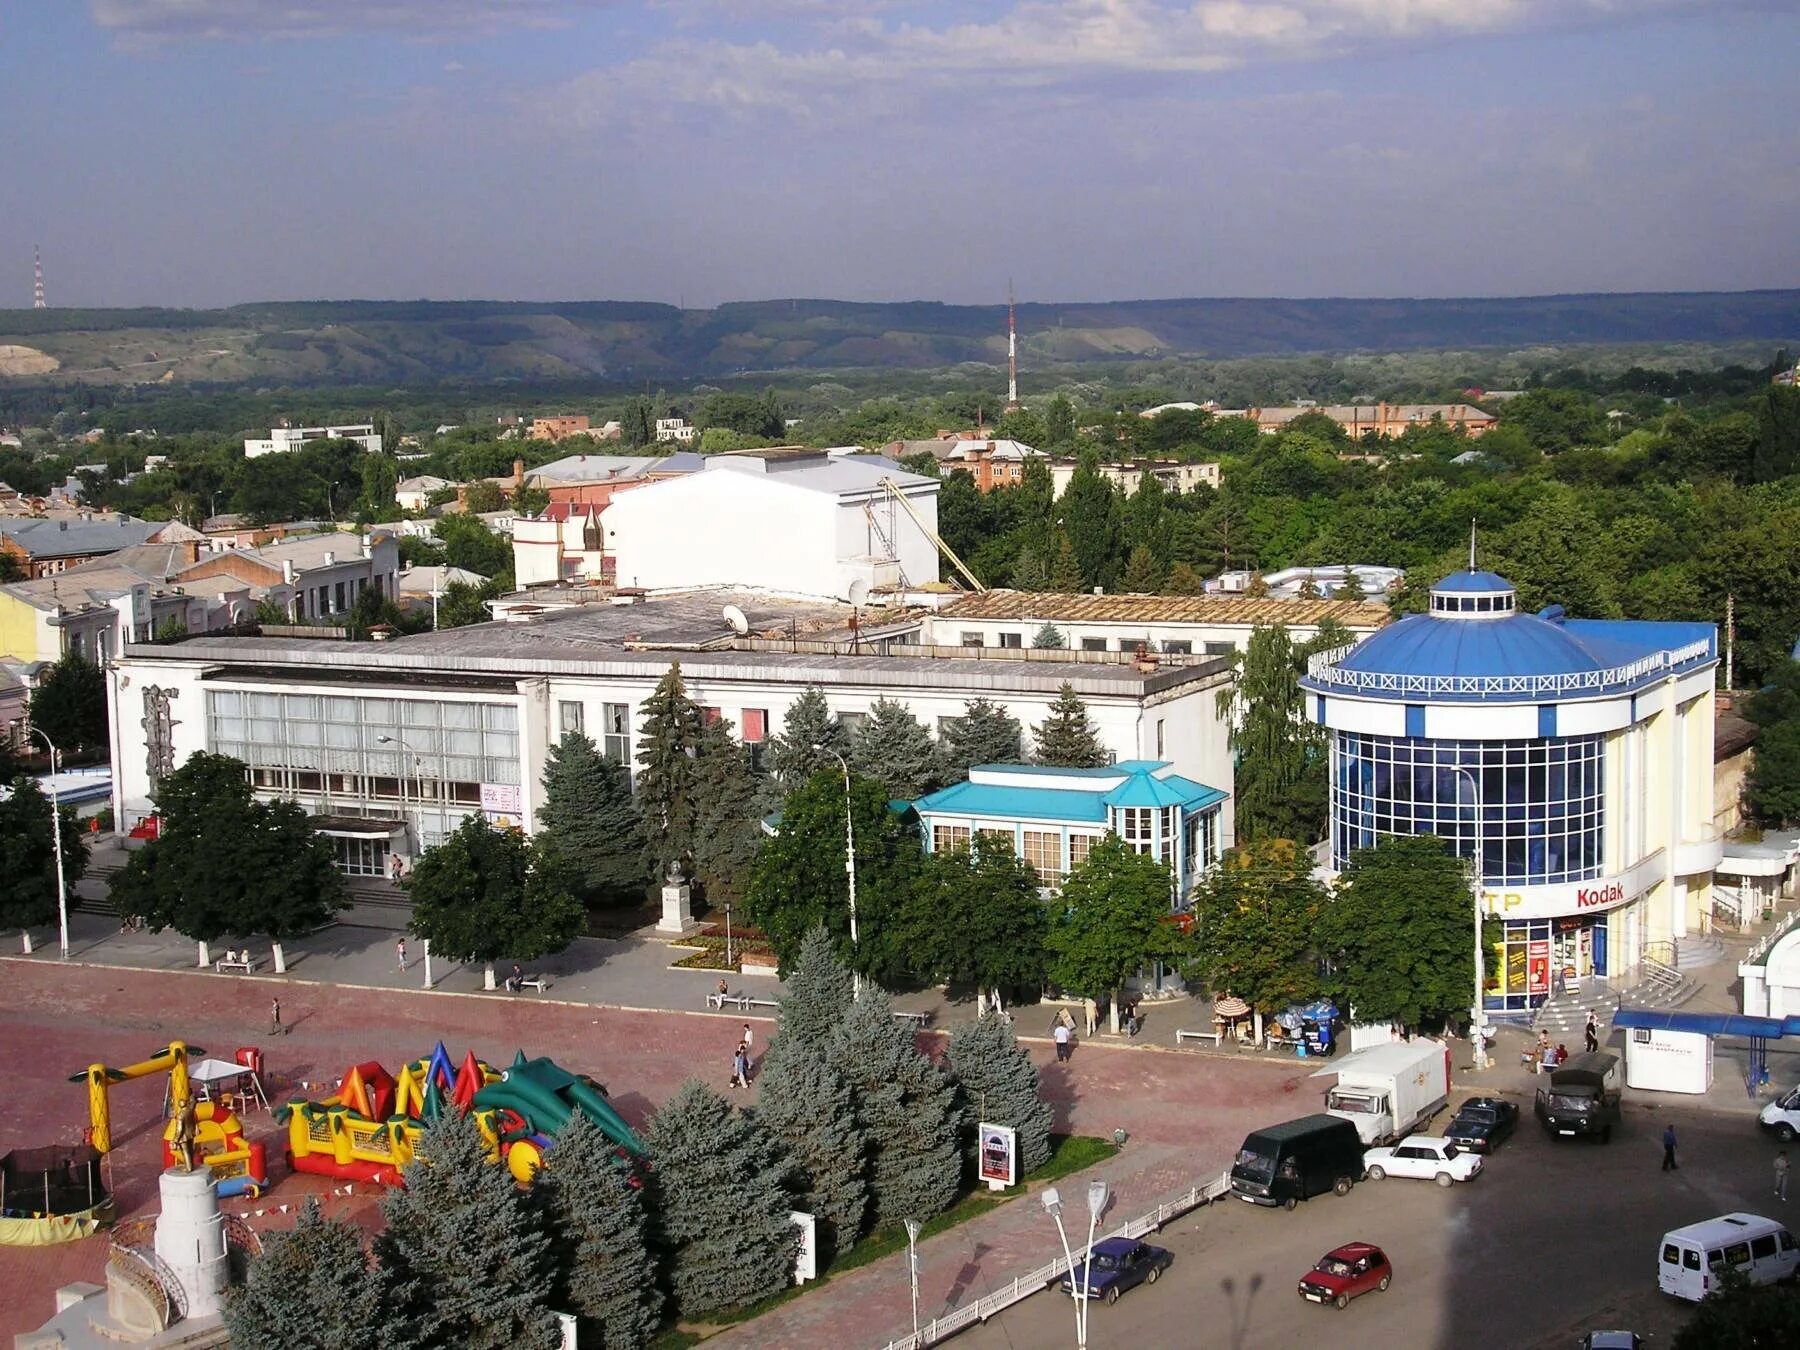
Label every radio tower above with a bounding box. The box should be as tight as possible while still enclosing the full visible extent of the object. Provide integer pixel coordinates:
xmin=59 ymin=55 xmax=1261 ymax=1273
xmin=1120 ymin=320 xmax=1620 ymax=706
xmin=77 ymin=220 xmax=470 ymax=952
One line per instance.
xmin=32 ymin=246 xmax=45 ymax=309
xmin=1005 ymin=281 xmax=1019 ymax=410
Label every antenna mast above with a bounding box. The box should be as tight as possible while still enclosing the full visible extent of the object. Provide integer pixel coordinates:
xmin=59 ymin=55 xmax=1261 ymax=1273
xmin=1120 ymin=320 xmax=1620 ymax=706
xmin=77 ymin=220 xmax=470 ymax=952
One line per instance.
xmin=1005 ymin=282 xmax=1018 ymax=410
xmin=33 ymin=246 xmax=46 ymax=309
xmin=1468 ymin=518 xmax=1477 ymax=571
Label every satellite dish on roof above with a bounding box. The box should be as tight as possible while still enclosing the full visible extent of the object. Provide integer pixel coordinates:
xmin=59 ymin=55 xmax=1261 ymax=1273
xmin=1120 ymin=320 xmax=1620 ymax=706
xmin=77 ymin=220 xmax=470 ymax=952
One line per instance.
xmin=722 ymin=604 xmax=750 ymax=635
xmin=847 ymin=579 xmax=868 ymax=607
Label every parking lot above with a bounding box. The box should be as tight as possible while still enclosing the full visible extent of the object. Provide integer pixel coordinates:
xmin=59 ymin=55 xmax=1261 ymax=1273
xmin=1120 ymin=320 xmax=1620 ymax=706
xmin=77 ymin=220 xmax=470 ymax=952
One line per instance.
xmin=956 ymin=1100 xmax=1790 ymax=1350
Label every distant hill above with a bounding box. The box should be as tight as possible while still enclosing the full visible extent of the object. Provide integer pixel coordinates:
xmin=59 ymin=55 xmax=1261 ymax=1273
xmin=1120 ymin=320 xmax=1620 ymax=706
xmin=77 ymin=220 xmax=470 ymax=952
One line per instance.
xmin=0 ymin=291 xmax=1794 ymax=387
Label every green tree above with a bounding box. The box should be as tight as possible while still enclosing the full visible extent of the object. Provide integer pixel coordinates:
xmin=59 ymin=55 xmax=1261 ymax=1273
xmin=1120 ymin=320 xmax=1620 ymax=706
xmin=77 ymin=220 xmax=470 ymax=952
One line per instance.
xmin=751 ymin=1038 xmax=869 ymax=1259
xmin=945 ymin=1013 xmax=1053 ymax=1176
xmin=435 ymin=580 xmax=494 ymax=629
xmin=777 ymin=925 xmax=857 ymax=1054
xmin=1046 ymin=531 xmax=1085 ymax=593
xmin=539 ymin=731 xmax=645 ymax=905
xmin=1009 ymin=544 xmax=1048 ymax=592
xmin=1671 ymin=1273 xmax=1800 ymax=1349
xmin=825 ymin=987 xmax=963 ymax=1230
xmin=1043 ymin=395 xmax=1076 ymax=448
xmin=358 ymin=453 xmax=400 ymax=519
xmin=461 ymin=478 xmax=505 ymax=514
xmin=1186 ymin=838 xmax=1326 ymax=1023
xmin=1317 ymin=835 xmax=1474 ymax=1029
xmin=405 ymin=815 xmax=584 ymax=988
xmin=0 ymin=777 xmax=87 ymax=948
xmin=435 ymin=512 xmax=510 ymax=578
xmin=767 ymin=685 xmax=850 ymax=792
xmin=1033 ymin=621 xmax=1067 ymax=649
xmin=28 ymin=654 xmax=108 ymax=753
xmin=1032 ymin=682 xmax=1108 ymax=768
xmin=645 ymin=1081 xmax=799 ymax=1317
xmin=1748 ymin=719 xmax=1800 ymax=827
xmin=537 ymin=1113 xmax=662 ymax=1350
xmin=1058 ymin=453 xmax=1120 ymax=589
xmin=635 ymin=663 xmax=705 ymax=876
xmin=1218 ymin=625 xmax=1327 ymax=843
xmin=621 ymin=396 xmax=655 ymax=450
xmin=689 ymin=716 xmax=766 ymax=903
xmin=902 ymin=840 xmax=1048 ymax=1004
xmin=375 ymin=1112 xmax=562 ymax=1349
xmin=223 ymin=1199 xmax=387 ymax=1350
xmin=1166 ymin=561 xmax=1206 ymax=596
xmin=1754 ymin=384 xmax=1800 ymax=481
xmin=1045 ymin=835 xmax=1179 ymax=1033
xmin=1121 ymin=544 xmax=1164 ymax=592
xmin=746 ymin=769 xmax=922 ymax=982
xmin=109 ymin=753 xmax=346 ymax=962
xmin=852 ymin=697 xmax=946 ymax=800
xmin=943 ymin=697 xmax=1023 ymax=778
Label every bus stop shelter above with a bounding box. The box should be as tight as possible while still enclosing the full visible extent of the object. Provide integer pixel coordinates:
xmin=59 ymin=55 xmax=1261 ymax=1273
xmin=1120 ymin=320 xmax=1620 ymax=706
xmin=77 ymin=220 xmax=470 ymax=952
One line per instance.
xmin=1610 ymin=1009 xmax=1800 ymax=1098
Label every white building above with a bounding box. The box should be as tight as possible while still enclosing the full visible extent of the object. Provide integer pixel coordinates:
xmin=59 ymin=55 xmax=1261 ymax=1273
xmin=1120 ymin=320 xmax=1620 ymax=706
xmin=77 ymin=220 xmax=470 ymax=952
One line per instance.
xmin=244 ymin=424 xmax=384 ymax=459
xmin=922 ymin=590 xmax=1392 ymax=659
xmin=513 ymin=504 xmax=607 ymax=588
xmin=1048 ymin=458 xmax=1221 ymax=499
xmin=654 ymin=418 xmax=697 ymax=445
xmin=602 ymin=450 xmax=941 ymax=602
xmin=107 ymin=588 xmax=1236 ymax=878
xmin=395 ymin=475 xmax=456 ymax=512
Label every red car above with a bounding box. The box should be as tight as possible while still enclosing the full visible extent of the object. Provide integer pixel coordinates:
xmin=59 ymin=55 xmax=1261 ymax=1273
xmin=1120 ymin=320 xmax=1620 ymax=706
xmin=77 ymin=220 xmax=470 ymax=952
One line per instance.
xmin=1297 ymin=1242 xmax=1392 ymax=1309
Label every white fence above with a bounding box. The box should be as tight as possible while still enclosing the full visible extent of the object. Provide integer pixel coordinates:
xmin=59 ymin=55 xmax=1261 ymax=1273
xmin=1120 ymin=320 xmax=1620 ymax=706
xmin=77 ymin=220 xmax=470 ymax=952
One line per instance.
xmin=878 ymin=1171 xmax=1233 ymax=1350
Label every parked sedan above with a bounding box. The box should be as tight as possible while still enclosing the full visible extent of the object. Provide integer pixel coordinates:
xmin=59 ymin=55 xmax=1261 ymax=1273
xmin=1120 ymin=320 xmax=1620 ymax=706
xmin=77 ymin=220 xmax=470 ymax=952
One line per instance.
xmin=1297 ymin=1242 xmax=1392 ymax=1310
xmin=1058 ymin=1237 xmax=1173 ymax=1305
xmin=1444 ymin=1096 xmax=1520 ymax=1155
xmin=1364 ymin=1135 xmax=1483 ymax=1186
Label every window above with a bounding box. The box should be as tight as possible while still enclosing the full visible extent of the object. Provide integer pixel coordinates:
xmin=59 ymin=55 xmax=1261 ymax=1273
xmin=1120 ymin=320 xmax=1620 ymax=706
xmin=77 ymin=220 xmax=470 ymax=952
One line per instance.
xmin=976 ymin=827 xmax=1015 ymax=855
xmin=742 ymin=709 xmax=768 ymax=743
xmin=936 ymin=715 xmax=963 ymax=740
xmin=933 ymin=824 xmax=971 ymax=853
xmin=1081 ymin=637 xmax=1108 ymax=652
xmin=999 ymin=631 xmax=1023 ymax=649
xmin=1156 ymin=719 xmax=1165 ymax=758
xmin=558 ymin=701 xmax=584 ymax=736
xmin=1683 ymin=1249 xmax=1701 ymax=1270
xmin=1783 ymin=1231 xmax=1798 ymax=1253
xmin=1067 ymin=832 xmax=1097 ymax=872
xmin=837 ymin=710 xmax=868 ymax=738
xmin=1723 ymin=1243 xmax=1751 ymax=1268
xmin=1162 ymin=640 xmax=1192 ymax=655
xmin=700 ymin=706 xmax=722 ymax=727
xmin=1661 ymin=1244 xmax=1680 ymax=1266
xmin=961 ymin=632 xmax=985 ymax=648
xmin=1204 ymin=641 xmax=1234 ymax=656
xmin=1021 ymin=830 xmax=1063 ymax=888
xmin=1751 ymin=1235 xmax=1777 ymax=1260
xmin=334 ymin=581 xmax=347 ymax=612
xmin=602 ymin=702 xmax=630 ymax=761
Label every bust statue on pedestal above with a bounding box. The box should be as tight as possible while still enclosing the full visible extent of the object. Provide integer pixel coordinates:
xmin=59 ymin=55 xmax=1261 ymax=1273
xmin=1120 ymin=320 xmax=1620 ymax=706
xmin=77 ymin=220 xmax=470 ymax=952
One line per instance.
xmin=658 ymin=859 xmax=696 ymax=935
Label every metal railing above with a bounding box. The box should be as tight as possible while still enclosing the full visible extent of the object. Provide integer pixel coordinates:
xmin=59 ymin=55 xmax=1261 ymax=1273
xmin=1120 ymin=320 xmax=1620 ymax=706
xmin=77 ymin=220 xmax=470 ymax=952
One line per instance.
xmin=1746 ymin=906 xmax=1800 ymax=968
xmin=1305 ymin=637 xmax=1713 ymax=699
xmin=108 ymin=1216 xmax=187 ymax=1324
xmin=878 ymin=1172 xmax=1233 ymax=1350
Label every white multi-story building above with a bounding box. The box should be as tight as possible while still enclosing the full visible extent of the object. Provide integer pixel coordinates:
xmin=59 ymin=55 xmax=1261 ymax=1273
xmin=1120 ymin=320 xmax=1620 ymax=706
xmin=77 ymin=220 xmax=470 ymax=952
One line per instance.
xmin=244 ymin=424 xmax=384 ymax=459
xmin=602 ymin=450 xmax=941 ymax=602
xmin=108 ymin=588 xmax=1236 ymax=879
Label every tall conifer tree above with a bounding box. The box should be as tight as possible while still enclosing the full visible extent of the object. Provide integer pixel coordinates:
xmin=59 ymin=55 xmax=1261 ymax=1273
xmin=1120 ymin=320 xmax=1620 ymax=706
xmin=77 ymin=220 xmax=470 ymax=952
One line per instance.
xmin=852 ymin=697 xmax=946 ymax=799
xmin=224 ymin=1200 xmax=387 ymax=1350
xmin=752 ymin=1038 xmax=869 ymax=1258
xmin=540 ymin=731 xmax=645 ymax=904
xmin=537 ymin=1113 xmax=662 ymax=1350
xmin=636 ymin=662 xmax=705 ymax=875
xmin=946 ymin=1014 xmax=1053 ymax=1176
xmin=1031 ymin=682 xmax=1109 ymax=767
xmin=767 ymin=685 xmax=850 ymax=791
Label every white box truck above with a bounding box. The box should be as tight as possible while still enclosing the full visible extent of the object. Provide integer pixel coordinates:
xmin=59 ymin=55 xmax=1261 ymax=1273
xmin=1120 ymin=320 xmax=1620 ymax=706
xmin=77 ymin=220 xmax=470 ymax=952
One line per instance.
xmin=1314 ymin=1040 xmax=1451 ymax=1146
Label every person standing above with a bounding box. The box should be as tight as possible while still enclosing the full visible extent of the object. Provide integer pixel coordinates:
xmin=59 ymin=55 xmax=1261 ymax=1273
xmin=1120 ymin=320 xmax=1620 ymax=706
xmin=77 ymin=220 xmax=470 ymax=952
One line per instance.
xmin=1662 ymin=1123 xmax=1679 ymax=1172
xmin=732 ymin=1044 xmax=750 ymax=1090
xmin=1584 ymin=1010 xmax=1599 ymax=1054
xmin=1053 ymin=1021 xmax=1072 ymax=1062
xmin=1776 ymin=1150 xmax=1790 ymax=1201
xmin=268 ymin=997 xmax=283 ymax=1037
xmin=396 ymin=937 xmax=408 ymax=971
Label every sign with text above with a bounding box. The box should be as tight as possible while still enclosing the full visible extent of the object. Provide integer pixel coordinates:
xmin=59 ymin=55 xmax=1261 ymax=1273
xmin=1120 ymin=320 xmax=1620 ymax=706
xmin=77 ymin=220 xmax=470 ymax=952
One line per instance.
xmin=480 ymin=783 xmax=523 ymax=818
xmin=978 ymin=1122 xmax=1017 ymax=1190
xmin=1477 ymin=852 xmax=1663 ymax=922
xmin=1527 ymin=940 xmax=1551 ymax=996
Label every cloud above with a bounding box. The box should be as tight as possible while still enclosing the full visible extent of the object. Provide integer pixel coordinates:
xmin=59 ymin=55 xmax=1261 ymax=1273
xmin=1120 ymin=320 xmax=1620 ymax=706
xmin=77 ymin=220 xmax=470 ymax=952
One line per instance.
xmin=88 ymin=0 xmax=595 ymax=42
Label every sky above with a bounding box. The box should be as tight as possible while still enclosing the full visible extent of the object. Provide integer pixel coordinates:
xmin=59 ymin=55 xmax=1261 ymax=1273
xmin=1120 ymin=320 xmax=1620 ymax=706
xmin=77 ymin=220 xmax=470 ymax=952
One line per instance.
xmin=2 ymin=0 xmax=1797 ymax=309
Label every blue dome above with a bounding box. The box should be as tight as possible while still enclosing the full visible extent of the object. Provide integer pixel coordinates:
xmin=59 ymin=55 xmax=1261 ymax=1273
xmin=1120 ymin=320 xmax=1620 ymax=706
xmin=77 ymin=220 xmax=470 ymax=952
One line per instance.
xmin=1303 ymin=589 xmax=1717 ymax=701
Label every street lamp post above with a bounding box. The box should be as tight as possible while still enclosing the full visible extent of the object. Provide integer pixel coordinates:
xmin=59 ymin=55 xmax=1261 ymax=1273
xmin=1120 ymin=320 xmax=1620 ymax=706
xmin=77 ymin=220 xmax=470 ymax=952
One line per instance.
xmin=376 ymin=733 xmax=424 ymax=860
xmin=17 ymin=724 xmax=69 ymax=961
xmin=816 ymin=745 xmax=860 ymax=997
xmin=903 ymin=1218 xmax=922 ymax=1339
xmin=1449 ymin=765 xmax=1490 ymax=1070
xmin=725 ymin=900 xmax=734 ymax=970
xmin=1041 ymin=1180 xmax=1110 ymax=1350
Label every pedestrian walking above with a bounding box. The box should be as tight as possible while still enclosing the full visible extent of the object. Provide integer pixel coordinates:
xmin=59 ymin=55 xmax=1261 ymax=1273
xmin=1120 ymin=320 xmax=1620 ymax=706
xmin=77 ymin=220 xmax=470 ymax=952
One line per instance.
xmin=396 ymin=937 xmax=408 ymax=971
xmin=268 ymin=997 xmax=284 ymax=1037
xmin=1662 ymin=1124 xmax=1679 ymax=1172
xmin=1776 ymin=1150 xmax=1790 ymax=1201
xmin=1053 ymin=1021 xmax=1072 ymax=1062
xmin=732 ymin=1044 xmax=750 ymax=1089
xmin=1584 ymin=1009 xmax=1599 ymax=1054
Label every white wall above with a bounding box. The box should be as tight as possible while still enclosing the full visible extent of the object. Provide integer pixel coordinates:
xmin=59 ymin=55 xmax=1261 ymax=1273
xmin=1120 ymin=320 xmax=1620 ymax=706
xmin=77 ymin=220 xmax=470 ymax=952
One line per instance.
xmin=931 ymin=613 xmax=1374 ymax=656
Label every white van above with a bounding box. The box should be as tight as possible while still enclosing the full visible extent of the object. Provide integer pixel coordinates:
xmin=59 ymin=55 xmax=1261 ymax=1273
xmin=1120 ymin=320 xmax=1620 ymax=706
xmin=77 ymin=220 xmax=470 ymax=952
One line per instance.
xmin=1657 ymin=1213 xmax=1800 ymax=1301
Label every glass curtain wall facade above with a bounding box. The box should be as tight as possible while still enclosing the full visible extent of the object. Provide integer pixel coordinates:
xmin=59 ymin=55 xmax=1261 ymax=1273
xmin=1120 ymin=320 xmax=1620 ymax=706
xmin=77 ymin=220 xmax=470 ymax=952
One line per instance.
xmin=1332 ymin=732 xmax=1605 ymax=886
xmin=207 ymin=690 xmax=521 ymax=848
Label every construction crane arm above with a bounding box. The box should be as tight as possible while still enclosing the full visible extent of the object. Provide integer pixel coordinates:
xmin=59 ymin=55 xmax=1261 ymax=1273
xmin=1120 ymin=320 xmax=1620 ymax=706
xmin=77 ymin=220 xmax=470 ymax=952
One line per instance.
xmin=879 ymin=477 xmax=986 ymax=593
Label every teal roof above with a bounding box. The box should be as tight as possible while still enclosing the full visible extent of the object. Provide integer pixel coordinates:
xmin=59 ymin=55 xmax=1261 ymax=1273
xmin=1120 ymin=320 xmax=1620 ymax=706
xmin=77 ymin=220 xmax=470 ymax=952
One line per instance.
xmin=912 ymin=780 xmax=1108 ymax=824
xmin=1102 ymin=773 xmax=1228 ymax=810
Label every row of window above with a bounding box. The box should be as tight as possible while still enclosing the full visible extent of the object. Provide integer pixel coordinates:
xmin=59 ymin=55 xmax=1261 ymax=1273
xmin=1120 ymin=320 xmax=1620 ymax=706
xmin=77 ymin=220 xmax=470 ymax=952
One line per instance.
xmin=928 ymin=810 xmax=1219 ymax=889
xmin=957 ymin=632 xmax=1232 ymax=656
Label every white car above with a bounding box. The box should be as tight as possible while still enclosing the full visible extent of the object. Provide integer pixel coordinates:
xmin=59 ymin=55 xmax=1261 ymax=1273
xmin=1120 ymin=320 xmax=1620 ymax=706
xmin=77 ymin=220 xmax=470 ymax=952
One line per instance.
xmin=1363 ymin=1135 xmax=1482 ymax=1187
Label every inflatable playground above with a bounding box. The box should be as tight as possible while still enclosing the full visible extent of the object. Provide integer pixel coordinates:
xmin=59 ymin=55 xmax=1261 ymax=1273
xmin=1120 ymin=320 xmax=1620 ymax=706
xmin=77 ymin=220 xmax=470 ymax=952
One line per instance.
xmin=278 ymin=1043 xmax=643 ymax=1186
xmin=69 ymin=1040 xmax=271 ymax=1201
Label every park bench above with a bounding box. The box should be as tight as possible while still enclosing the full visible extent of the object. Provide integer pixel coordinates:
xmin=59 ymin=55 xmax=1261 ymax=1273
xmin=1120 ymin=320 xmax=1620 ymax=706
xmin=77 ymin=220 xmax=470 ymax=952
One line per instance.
xmin=892 ymin=1010 xmax=931 ymax=1029
xmin=214 ymin=952 xmax=259 ymax=975
xmin=707 ymin=991 xmax=780 ymax=1012
xmin=1175 ymin=1028 xmax=1223 ymax=1047
xmin=518 ymin=976 xmax=551 ymax=993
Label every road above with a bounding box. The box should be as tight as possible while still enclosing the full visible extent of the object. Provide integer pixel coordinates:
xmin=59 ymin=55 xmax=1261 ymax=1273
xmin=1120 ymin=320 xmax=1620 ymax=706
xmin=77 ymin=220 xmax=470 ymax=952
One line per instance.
xmin=956 ymin=1103 xmax=1788 ymax=1350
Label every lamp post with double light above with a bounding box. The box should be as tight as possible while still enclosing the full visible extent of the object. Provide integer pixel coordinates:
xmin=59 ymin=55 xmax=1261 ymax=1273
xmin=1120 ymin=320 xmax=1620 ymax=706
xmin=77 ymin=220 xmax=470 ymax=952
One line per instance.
xmin=814 ymin=744 xmax=860 ymax=997
xmin=1042 ymin=1179 xmax=1109 ymax=1349
xmin=376 ymin=732 xmax=424 ymax=859
xmin=15 ymin=723 xmax=68 ymax=961
xmin=1448 ymin=764 xmax=1490 ymax=1070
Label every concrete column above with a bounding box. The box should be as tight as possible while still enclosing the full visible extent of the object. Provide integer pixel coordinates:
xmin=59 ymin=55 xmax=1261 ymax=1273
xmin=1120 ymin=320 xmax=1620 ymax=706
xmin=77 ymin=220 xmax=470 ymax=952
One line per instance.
xmin=154 ymin=1168 xmax=228 ymax=1318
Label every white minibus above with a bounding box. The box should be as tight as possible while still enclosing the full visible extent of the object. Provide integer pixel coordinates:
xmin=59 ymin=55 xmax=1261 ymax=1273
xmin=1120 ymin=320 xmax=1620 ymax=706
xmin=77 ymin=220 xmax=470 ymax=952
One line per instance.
xmin=1657 ymin=1213 xmax=1799 ymax=1301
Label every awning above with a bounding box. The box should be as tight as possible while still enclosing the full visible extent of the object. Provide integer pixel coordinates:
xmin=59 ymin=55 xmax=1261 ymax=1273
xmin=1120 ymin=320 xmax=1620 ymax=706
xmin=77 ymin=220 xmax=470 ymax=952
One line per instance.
xmin=1610 ymin=1008 xmax=1800 ymax=1040
xmin=309 ymin=815 xmax=404 ymax=838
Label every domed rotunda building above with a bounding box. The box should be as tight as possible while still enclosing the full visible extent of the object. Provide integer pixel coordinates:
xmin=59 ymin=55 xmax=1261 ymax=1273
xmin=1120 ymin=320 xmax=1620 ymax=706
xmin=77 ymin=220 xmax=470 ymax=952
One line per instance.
xmin=1302 ymin=568 xmax=1725 ymax=1014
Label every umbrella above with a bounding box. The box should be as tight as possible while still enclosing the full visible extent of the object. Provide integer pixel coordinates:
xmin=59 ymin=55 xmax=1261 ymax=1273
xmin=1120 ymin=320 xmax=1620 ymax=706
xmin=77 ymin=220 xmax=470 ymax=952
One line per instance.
xmin=1213 ymin=996 xmax=1251 ymax=1019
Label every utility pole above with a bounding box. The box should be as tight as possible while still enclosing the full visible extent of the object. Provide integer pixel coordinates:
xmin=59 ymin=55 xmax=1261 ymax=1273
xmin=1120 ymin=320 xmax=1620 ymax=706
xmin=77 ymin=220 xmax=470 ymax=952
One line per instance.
xmin=1725 ymin=593 xmax=1735 ymax=692
xmin=1006 ymin=282 xmax=1019 ymax=411
xmin=33 ymin=246 xmax=45 ymax=309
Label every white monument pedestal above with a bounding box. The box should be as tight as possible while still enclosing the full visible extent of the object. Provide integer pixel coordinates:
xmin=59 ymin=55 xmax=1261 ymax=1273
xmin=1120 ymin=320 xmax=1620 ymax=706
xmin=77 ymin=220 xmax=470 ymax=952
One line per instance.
xmin=154 ymin=1167 xmax=228 ymax=1319
xmin=658 ymin=881 xmax=696 ymax=935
